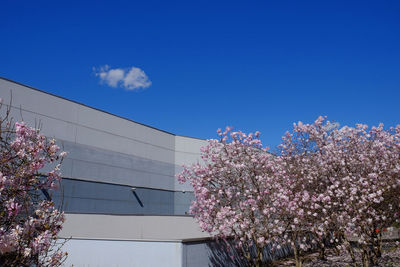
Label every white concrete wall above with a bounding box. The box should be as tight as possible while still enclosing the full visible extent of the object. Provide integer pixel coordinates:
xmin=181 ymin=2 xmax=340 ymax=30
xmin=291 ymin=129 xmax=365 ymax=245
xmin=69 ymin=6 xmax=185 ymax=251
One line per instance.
xmin=62 ymin=239 xmax=182 ymax=267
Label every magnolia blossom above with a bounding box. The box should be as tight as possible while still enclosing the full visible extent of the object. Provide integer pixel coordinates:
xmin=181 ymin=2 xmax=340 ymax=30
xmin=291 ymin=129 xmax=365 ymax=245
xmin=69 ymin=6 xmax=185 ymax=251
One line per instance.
xmin=277 ymin=117 xmax=400 ymax=266
xmin=0 ymin=119 xmax=67 ymax=266
xmin=178 ymin=117 xmax=400 ymax=267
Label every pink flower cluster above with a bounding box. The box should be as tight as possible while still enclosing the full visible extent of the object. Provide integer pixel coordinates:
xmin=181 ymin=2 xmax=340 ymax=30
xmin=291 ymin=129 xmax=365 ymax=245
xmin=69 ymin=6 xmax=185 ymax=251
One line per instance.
xmin=177 ymin=117 xmax=400 ymax=266
xmin=0 ymin=122 xmax=67 ymax=266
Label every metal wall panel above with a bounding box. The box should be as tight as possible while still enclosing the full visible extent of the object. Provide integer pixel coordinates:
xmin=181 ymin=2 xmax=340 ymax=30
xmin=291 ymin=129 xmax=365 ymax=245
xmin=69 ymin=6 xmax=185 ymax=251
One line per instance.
xmin=60 ymin=140 xmax=176 ymax=190
xmin=59 ymin=214 xmax=209 ymax=240
xmin=0 ymin=78 xmax=177 ymax=165
xmin=53 ymin=178 xmax=195 ymax=215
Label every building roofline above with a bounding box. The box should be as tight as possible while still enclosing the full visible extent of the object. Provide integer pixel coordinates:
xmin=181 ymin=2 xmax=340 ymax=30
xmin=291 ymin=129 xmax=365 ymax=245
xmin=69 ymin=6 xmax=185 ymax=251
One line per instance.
xmin=0 ymin=76 xmax=206 ymax=141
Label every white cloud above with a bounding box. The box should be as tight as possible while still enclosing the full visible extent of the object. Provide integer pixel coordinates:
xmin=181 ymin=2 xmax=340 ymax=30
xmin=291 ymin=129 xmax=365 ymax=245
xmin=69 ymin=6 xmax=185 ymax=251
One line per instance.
xmin=124 ymin=67 xmax=152 ymax=90
xmin=94 ymin=65 xmax=152 ymax=91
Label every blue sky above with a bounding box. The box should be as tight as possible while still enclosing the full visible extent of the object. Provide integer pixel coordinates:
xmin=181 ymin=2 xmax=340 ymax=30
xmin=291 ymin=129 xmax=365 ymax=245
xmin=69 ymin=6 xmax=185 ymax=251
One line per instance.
xmin=1 ymin=0 xmax=399 ymax=148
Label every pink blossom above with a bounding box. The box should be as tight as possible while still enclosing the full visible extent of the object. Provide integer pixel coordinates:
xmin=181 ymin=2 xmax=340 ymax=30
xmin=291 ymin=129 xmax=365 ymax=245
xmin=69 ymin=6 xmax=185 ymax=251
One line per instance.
xmin=0 ymin=120 xmax=67 ymax=266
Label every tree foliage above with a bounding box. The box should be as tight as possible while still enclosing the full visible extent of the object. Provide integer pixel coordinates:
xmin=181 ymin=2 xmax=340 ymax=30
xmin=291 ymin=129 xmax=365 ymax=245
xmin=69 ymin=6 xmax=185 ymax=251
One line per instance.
xmin=0 ymin=103 xmax=67 ymax=266
xmin=178 ymin=117 xmax=400 ymax=267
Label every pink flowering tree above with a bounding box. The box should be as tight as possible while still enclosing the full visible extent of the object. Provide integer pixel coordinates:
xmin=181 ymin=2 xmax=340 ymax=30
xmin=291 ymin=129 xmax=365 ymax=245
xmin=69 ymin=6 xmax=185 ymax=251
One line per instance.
xmin=281 ymin=117 xmax=400 ymax=267
xmin=178 ymin=117 xmax=400 ymax=267
xmin=0 ymin=104 xmax=67 ymax=266
xmin=275 ymin=117 xmax=354 ymax=266
xmin=177 ymin=127 xmax=289 ymax=266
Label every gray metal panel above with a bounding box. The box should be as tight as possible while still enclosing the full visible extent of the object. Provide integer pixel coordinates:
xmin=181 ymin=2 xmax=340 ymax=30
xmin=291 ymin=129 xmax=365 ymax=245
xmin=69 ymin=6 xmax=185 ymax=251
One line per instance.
xmin=174 ymin=136 xmax=206 ymax=192
xmin=52 ymin=178 xmax=193 ymax=215
xmin=59 ymin=214 xmax=211 ymax=241
xmin=0 ymin=105 xmax=78 ymax=143
xmin=69 ymin=158 xmax=174 ymax=189
xmin=0 ymin=79 xmax=204 ymax=192
xmin=1 ymin=78 xmax=207 ymax=219
xmin=183 ymin=242 xmax=212 ymax=267
xmin=0 ymin=78 xmax=80 ymax=125
xmin=76 ymin=104 xmax=176 ymax=150
xmin=174 ymin=191 xmax=195 ymax=215
xmin=61 ymin=140 xmax=177 ymax=190
xmin=0 ymin=78 xmax=178 ymax=164
xmin=74 ymin=124 xmax=176 ymax=165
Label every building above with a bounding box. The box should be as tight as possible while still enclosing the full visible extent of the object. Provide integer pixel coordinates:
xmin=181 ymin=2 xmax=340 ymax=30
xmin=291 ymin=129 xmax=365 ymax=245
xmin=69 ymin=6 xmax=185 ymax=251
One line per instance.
xmin=0 ymin=77 xmax=224 ymax=267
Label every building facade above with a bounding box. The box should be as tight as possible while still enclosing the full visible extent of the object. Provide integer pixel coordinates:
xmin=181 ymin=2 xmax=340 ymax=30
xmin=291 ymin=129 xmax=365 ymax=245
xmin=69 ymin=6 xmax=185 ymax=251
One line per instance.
xmin=0 ymin=77 xmax=220 ymax=267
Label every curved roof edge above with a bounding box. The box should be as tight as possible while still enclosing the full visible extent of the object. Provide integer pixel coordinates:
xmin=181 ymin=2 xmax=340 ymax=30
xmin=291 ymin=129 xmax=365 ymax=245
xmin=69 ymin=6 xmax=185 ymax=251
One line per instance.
xmin=0 ymin=76 xmax=206 ymax=141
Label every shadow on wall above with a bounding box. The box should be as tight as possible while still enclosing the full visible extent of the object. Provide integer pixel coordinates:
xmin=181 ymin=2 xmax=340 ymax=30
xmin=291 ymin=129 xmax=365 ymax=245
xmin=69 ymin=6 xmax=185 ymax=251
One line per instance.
xmin=206 ymin=232 xmax=345 ymax=266
xmin=206 ymin=239 xmax=293 ymax=267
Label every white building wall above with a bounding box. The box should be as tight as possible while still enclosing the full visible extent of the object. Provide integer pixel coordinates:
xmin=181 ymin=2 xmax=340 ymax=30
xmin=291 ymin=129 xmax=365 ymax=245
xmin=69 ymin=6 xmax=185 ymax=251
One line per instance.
xmin=62 ymin=239 xmax=182 ymax=267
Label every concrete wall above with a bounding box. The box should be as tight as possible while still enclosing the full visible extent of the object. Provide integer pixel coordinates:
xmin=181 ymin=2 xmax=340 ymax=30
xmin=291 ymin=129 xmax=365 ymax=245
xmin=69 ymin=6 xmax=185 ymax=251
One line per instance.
xmin=62 ymin=239 xmax=183 ymax=267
